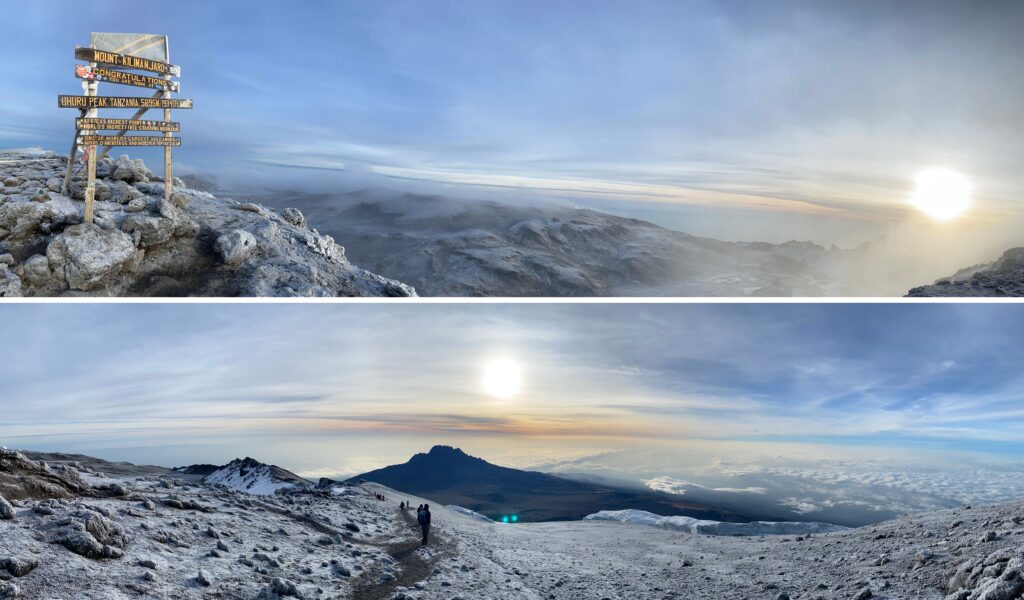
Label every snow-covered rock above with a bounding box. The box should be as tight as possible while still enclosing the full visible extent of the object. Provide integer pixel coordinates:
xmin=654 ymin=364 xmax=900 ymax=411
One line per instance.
xmin=0 ymin=150 xmax=415 ymax=297
xmin=201 ymin=458 xmax=311 ymax=496
xmin=909 ymin=246 xmax=1024 ymax=297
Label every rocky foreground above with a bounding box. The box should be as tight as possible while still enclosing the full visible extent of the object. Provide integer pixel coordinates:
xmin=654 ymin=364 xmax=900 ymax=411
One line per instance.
xmin=907 ymin=247 xmax=1024 ymax=297
xmin=0 ymin=150 xmax=414 ymax=297
xmin=2 ymin=448 xmax=1024 ymax=599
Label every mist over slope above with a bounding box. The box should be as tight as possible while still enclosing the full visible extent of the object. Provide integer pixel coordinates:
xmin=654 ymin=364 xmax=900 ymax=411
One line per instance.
xmin=3 ymin=448 xmax=1024 ymax=600
xmin=256 ymin=188 xmax=868 ymax=297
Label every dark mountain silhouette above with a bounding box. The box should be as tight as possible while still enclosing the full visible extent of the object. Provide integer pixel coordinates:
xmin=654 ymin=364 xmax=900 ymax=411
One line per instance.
xmin=172 ymin=463 xmax=221 ymax=476
xmin=349 ymin=445 xmax=752 ymax=522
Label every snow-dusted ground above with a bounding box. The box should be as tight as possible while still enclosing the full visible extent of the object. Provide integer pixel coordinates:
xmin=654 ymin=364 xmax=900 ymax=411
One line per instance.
xmin=410 ymin=489 xmax=1024 ymax=600
xmin=3 ymin=462 xmax=1024 ymax=599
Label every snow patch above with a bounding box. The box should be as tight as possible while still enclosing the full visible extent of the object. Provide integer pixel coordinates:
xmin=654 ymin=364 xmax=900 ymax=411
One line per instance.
xmin=584 ymin=509 xmax=848 ymax=536
xmin=446 ymin=505 xmax=493 ymax=522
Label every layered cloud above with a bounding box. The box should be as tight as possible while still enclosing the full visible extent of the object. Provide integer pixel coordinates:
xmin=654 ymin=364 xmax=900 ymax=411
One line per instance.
xmin=2 ymin=304 xmax=1024 ymax=460
xmin=2 ymin=1 xmax=1023 ymax=244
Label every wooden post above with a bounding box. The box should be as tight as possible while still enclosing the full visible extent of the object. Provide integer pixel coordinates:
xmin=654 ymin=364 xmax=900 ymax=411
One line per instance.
xmin=83 ymin=74 xmax=98 ymax=224
xmin=163 ymin=39 xmax=172 ymax=203
xmin=61 ymin=107 xmax=84 ymax=195
xmin=163 ymin=98 xmax=172 ymax=202
xmin=84 ymin=134 xmax=97 ymax=223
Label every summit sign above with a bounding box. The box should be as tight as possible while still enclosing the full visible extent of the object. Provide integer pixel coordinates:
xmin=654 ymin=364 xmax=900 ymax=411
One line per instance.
xmin=59 ymin=33 xmax=191 ymax=224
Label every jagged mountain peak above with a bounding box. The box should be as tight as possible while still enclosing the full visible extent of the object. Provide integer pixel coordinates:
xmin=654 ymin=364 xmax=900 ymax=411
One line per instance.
xmin=172 ymin=456 xmax=311 ymax=496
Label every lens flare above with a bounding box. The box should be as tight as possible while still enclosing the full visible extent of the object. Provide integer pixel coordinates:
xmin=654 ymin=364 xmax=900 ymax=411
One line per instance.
xmin=910 ymin=168 xmax=972 ymax=221
xmin=482 ymin=359 xmax=522 ymax=399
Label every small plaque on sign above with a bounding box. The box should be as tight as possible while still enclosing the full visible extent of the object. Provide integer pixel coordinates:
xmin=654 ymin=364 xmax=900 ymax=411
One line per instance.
xmin=78 ymin=135 xmax=181 ymax=147
xmin=76 ymin=118 xmax=180 ymax=132
xmin=75 ymin=65 xmax=179 ymax=92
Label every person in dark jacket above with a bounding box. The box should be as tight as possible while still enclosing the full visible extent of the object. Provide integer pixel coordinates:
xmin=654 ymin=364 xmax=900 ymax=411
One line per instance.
xmin=417 ymin=504 xmax=431 ymax=545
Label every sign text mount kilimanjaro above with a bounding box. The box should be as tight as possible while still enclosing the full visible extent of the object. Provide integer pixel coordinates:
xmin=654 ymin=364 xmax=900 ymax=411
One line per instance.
xmin=74 ymin=47 xmax=180 ymax=77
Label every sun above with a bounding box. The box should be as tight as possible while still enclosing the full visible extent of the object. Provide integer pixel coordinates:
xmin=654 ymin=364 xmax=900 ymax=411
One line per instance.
xmin=481 ymin=359 xmax=522 ymax=399
xmin=910 ymin=168 xmax=972 ymax=221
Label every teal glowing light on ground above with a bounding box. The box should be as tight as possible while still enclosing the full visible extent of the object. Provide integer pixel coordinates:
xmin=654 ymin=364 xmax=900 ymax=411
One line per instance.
xmin=500 ymin=515 xmax=519 ymax=523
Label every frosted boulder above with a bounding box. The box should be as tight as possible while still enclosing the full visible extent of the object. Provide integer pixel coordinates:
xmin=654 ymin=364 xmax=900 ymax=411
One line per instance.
xmin=46 ymin=224 xmax=138 ymax=291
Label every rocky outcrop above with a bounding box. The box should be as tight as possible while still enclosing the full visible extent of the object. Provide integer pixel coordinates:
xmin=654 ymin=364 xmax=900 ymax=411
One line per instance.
xmin=946 ymin=547 xmax=1024 ymax=599
xmin=908 ymin=247 xmax=1024 ymax=297
xmin=0 ymin=150 xmax=415 ymax=297
xmin=45 ymin=510 xmax=127 ymax=559
xmin=0 ymin=449 xmax=88 ymax=501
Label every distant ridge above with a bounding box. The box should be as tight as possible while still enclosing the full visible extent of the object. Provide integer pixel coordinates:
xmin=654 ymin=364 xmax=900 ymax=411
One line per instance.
xmin=175 ymin=457 xmax=312 ymax=496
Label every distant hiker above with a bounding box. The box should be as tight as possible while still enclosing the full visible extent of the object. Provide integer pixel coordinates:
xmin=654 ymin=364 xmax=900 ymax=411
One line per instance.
xmin=418 ymin=503 xmax=432 ymax=545
xmin=400 ymin=501 xmax=405 ymax=510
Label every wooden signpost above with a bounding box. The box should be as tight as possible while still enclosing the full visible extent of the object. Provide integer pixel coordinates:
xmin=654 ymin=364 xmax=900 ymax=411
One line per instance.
xmin=59 ymin=33 xmax=191 ymax=224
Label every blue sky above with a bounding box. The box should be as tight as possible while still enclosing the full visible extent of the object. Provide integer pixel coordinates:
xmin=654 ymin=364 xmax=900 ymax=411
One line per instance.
xmin=2 ymin=1 xmax=1022 ymax=244
xmin=1 ymin=303 xmax=1022 ymax=472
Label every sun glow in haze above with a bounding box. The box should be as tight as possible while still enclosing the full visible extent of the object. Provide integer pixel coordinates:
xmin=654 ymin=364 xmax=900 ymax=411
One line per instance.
xmin=482 ymin=359 xmax=522 ymax=399
xmin=910 ymin=168 xmax=972 ymax=221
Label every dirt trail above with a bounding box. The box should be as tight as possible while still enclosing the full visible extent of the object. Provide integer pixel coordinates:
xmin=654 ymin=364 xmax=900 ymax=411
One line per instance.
xmin=351 ymin=504 xmax=453 ymax=600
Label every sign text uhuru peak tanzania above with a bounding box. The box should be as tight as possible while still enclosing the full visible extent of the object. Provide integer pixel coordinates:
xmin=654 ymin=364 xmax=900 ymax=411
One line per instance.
xmin=74 ymin=47 xmax=180 ymax=76
xmin=58 ymin=96 xmax=193 ymax=109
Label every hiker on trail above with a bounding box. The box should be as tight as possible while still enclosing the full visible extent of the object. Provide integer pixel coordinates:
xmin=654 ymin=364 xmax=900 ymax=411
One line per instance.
xmin=418 ymin=504 xmax=432 ymax=545
xmin=400 ymin=501 xmax=405 ymax=510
